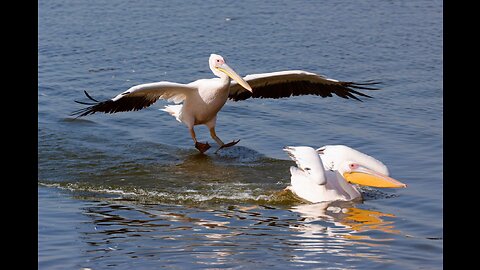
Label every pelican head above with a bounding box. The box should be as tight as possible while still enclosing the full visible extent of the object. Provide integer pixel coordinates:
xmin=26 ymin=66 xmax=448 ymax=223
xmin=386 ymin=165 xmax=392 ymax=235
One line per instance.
xmin=209 ymin=54 xmax=252 ymax=92
xmin=317 ymin=145 xmax=407 ymax=188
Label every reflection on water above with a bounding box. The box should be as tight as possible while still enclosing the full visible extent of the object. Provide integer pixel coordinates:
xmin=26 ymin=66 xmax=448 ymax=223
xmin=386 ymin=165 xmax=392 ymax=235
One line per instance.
xmin=292 ymin=202 xmax=400 ymax=237
xmin=289 ymin=201 xmax=398 ymax=264
xmin=70 ymin=191 xmax=400 ymax=268
xmin=342 ymin=207 xmax=399 ymax=235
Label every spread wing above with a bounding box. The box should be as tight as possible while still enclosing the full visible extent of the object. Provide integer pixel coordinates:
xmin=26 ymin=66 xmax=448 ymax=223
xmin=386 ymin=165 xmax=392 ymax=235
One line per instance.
xmin=71 ymin=82 xmax=196 ymax=117
xmin=228 ymin=70 xmax=380 ymax=101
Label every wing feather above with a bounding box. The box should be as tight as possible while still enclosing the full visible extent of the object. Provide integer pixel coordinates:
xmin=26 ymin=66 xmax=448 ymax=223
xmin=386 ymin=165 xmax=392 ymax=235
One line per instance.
xmin=71 ymin=82 xmax=195 ymax=117
xmin=228 ymin=70 xmax=380 ymax=101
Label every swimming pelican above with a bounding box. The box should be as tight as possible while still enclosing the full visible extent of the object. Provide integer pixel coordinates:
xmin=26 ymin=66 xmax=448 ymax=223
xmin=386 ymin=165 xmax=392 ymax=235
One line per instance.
xmin=283 ymin=145 xmax=406 ymax=203
xmin=72 ymin=54 xmax=380 ymax=153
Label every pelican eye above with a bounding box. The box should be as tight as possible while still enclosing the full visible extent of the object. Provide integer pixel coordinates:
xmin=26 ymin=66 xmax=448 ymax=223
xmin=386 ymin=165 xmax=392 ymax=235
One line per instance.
xmin=304 ymin=167 xmax=311 ymax=171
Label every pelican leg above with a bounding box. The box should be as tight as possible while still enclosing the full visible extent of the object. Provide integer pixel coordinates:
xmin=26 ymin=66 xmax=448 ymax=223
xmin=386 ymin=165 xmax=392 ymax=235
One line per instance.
xmin=189 ymin=127 xmax=210 ymax=153
xmin=209 ymin=127 xmax=224 ymax=146
xmin=209 ymin=127 xmax=240 ymax=153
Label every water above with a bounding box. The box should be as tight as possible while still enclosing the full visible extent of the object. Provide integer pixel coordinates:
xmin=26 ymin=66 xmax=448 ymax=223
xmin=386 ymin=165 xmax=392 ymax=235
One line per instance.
xmin=38 ymin=0 xmax=443 ymax=269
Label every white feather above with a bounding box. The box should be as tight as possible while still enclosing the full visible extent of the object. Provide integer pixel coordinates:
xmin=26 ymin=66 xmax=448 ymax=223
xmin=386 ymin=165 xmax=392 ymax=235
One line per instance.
xmin=161 ymin=105 xmax=183 ymax=122
xmin=284 ymin=146 xmax=347 ymax=203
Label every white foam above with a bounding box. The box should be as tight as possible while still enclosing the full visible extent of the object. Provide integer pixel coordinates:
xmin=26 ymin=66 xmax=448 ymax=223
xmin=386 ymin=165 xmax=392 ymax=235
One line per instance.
xmin=39 ymin=182 xmax=275 ymax=204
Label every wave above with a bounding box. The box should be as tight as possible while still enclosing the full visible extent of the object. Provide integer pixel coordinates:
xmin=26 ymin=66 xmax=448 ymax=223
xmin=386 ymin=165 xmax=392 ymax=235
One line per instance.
xmin=38 ymin=181 xmax=301 ymax=206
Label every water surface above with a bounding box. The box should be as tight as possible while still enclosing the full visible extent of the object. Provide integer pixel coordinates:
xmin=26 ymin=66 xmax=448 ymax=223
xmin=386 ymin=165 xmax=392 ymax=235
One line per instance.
xmin=38 ymin=0 xmax=443 ymax=269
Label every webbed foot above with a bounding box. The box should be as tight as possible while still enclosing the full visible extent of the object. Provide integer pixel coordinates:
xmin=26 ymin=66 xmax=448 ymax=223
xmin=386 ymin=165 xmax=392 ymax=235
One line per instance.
xmin=195 ymin=141 xmax=211 ymax=153
xmin=214 ymin=139 xmax=240 ymax=153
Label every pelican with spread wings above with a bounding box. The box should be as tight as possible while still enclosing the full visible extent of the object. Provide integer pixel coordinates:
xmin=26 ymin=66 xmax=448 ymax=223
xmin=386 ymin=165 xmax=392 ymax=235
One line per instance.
xmin=72 ymin=54 xmax=380 ymax=153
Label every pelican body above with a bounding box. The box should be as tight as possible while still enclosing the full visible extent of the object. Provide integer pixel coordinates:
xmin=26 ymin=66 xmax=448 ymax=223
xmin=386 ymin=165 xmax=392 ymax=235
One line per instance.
xmin=73 ymin=54 xmax=380 ymax=153
xmin=283 ymin=145 xmax=406 ymax=203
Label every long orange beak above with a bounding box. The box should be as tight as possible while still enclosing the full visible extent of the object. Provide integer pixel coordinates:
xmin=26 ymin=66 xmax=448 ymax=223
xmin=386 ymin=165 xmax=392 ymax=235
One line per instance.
xmin=343 ymin=166 xmax=407 ymax=188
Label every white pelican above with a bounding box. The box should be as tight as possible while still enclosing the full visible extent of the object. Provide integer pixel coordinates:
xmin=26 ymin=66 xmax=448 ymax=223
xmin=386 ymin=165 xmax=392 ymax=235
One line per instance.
xmin=72 ymin=54 xmax=380 ymax=153
xmin=283 ymin=145 xmax=406 ymax=203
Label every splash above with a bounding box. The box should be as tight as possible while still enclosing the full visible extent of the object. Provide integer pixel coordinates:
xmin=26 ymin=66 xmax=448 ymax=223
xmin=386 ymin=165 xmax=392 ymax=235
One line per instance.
xmin=38 ymin=181 xmax=301 ymax=206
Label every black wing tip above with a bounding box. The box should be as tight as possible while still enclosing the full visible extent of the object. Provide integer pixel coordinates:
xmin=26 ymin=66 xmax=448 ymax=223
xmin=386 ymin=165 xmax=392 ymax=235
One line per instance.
xmin=73 ymin=91 xmax=101 ymax=107
xmin=70 ymin=106 xmax=96 ymax=118
xmin=349 ymin=94 xmax=363 ymax=101
xmin=348 ymin=90 xmax=374 ymax=102
xmin=74 ymin=100 xmax=96 ymax=105
xmin=83 ymin=90 xmax=100 ymax=102
xmin=72 ymin=90 xmax=157 ymax=117
xmin=71 ymin=90 xmax=102 ymax=118
xmin=347 ymin=80 xmax=382 ymax=90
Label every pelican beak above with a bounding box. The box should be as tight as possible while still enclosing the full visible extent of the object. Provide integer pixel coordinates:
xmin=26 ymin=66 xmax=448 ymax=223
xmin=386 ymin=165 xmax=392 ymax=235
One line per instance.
xmin=217 ymin=64 xmax=253 ymax=92
xmin=343 ymin=166 xmax=407 ymax=188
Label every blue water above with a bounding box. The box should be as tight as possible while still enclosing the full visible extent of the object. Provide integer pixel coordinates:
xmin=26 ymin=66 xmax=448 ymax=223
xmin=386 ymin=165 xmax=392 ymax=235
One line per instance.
xmin=38 ymin=0 xmax=443 ymax=269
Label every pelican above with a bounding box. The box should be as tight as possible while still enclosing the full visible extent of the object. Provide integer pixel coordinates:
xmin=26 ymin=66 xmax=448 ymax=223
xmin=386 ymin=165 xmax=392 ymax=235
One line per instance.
xmin=72 ymin=54 xmax=380 ymax=153
xmin=283 ymin=145 xmax=406 ymax=203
